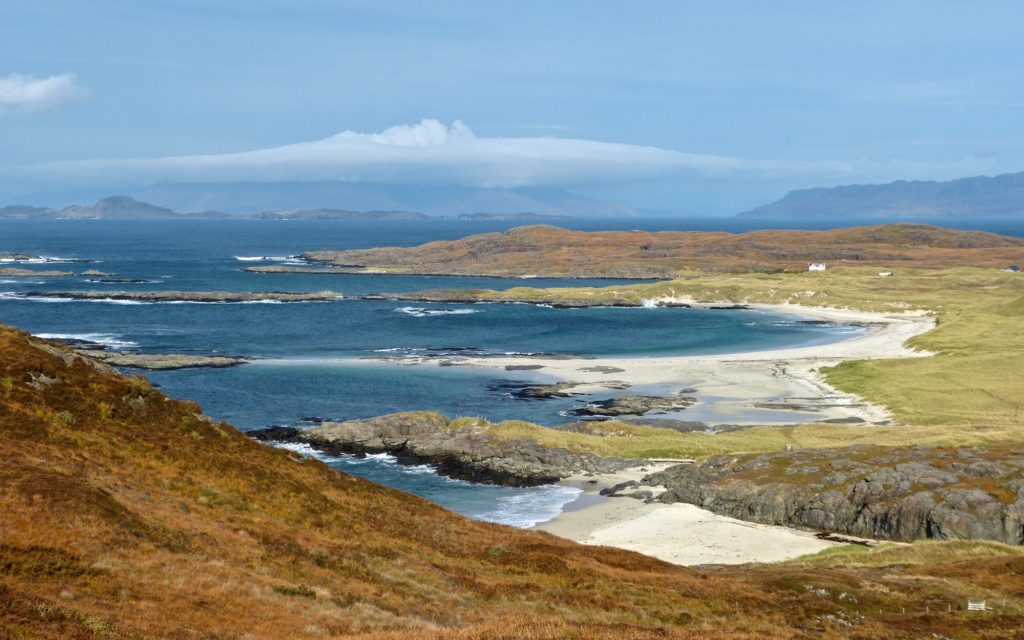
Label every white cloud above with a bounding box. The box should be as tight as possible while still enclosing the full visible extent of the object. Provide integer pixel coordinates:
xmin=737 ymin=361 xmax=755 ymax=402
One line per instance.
xmin=28 ymin=119 xmax=842 ymax=189
xmin=0 ymin=73 xmax=86 ymax=114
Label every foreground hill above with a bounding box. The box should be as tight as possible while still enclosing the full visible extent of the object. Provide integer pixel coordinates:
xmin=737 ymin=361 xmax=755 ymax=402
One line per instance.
xmin=303 ymin=223 xmax=1024 ymax=277
xmin=3 ymin=325 xmax=1024 ymax=638
xmin=740 ymin=172 xmax=1024 ymax=219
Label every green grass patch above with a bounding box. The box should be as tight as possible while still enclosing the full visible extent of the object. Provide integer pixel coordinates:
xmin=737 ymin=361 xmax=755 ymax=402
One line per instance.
xmin=435 ymin=267 xmax=1024 ymax=457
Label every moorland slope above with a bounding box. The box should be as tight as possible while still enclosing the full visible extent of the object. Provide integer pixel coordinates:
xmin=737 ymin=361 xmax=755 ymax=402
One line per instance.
xmin=4 ymin=326 xmax=1024 ymax=638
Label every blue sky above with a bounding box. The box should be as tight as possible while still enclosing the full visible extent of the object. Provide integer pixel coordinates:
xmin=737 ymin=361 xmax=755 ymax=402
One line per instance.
xmin=2 ymin=1 xmax=1023 ymax=213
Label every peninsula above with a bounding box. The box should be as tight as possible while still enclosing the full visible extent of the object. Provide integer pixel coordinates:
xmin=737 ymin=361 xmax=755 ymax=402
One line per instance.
xmin=301 ymin=223 xmax=1024 ymax=278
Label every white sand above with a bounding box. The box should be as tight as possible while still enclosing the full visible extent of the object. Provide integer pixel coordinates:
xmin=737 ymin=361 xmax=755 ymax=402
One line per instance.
xmin=533 ymin=466 xmax=844 ymax=566
xmin=366 ymin=302 xmax=936 ymax=426
xmin=365 ymin=302 xmax=933 ymax=563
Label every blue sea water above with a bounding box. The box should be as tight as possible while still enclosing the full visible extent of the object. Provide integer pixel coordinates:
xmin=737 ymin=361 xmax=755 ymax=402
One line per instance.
xmin=3 ymin=216 xmax=1011 ymax=526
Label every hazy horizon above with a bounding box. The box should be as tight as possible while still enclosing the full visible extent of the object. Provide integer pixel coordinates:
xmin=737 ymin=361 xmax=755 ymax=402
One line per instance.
xmin=4 ymin=1 xmax=1024 ymax=214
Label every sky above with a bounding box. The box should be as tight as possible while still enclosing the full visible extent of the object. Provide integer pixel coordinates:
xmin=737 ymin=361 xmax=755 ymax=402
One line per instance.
xmin=2 ymin=1 xmax=1023 ymax=214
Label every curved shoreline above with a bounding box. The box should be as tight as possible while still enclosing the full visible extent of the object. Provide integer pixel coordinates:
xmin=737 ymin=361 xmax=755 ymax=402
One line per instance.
xmin=524 ymin=302 xmax=935 ymax=564
xmin=353 ymin=302 xmax=936 ymax=426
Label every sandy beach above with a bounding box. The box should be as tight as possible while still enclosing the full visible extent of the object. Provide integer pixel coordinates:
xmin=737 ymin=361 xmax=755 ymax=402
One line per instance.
xmin=404 ymin=302 xmax=931 ymax=564
xmin=343 ymin=302 xmax=933 ymax=563
xmin=371 ymin=302 xmax=937 ymax=426
xmin=533 ymin=466 xmax=846 ymax=565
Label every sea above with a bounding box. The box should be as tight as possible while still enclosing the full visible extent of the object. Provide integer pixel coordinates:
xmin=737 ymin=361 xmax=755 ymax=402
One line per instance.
xmin=2 ymin=215 xmax=1020 ymax=527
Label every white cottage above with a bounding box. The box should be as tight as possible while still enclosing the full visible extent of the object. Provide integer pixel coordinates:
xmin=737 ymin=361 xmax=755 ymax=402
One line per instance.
xmin=808 ymin=262 xmax=827 ymax=272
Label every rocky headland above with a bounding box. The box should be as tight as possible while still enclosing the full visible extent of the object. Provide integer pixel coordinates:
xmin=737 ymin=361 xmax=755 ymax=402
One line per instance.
xmin=609 ymin=444 xmax=1024 ymax=544
xmin=249 ymin=411 xmax=646 ymax=486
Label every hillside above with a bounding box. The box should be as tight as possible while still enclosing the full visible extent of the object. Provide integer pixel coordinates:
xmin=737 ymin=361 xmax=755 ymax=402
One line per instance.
xmin=304 ymin=223 xmax=1024 ymax=277
xmin=3 ymin=325 xmax=1024 ymax=638
xmin=740 ymin=172 xmax=1024 ymax=219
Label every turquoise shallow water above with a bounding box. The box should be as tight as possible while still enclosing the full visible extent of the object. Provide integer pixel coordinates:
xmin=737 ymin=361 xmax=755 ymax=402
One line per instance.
xmin=0 ymin=218 xmax=867 ymax=526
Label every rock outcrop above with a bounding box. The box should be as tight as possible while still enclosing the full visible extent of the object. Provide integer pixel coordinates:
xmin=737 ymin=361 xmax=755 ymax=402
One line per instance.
xmin=570 ymin=394 xmax=697 ymax=417
xmin=249 ymin=412 xmax=644 ymax=486
xmin=633 ymin=445 xmax=1024 ymax=544
xmin=73 ymin=349 xmax=247 ymax=370
xmin=16 ymin=290 xmax=344 ymax=303
xmin=0 ymin=268 xmax=72 ymax=277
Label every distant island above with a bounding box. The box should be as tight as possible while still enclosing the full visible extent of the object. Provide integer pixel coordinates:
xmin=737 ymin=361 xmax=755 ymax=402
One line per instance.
xmin=253 ymin=208 xmax=428 ymax=220
xmin=441 ymin=212 xmax=572 ymax=221
xmin=741 ymin=171 xmax=1024 ymax=219
xmin=0 ymin=196 xmax=573 ymax=222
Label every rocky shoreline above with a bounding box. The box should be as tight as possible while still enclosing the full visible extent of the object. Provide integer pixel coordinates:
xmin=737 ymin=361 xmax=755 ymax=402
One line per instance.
xmin=385 ymin=289 xmax=694 ymax=308
xmin=600 ymin=444 xmax=1024 ymax=544
xmin=249 ymin=412 xmax=646 ymax=486
xmin=14 ymin=290 xmax=345 ymax=303
xmin=73 ymin=348 xmax=248 ymax=370
xmin=0 ymin=268 xmax=73 ymax=277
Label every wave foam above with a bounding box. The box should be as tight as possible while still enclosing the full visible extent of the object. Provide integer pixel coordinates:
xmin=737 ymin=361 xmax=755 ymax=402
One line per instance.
xmin=269 ymin=440 xmax=582 ymax=528
xmin=1 ymin=255 xmax=89 ymax=264
xmin=395 ymin=306 xmax=481 ymax=318
xmin=34 ymin=332 xmax=139 ymax=349
xmin=234 ymin=255 xmax=300 ymax=262
xmin=476 ymin=485 xmax=583 ymax=528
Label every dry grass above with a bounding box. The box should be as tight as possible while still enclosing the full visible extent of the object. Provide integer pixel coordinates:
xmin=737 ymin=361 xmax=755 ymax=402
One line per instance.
xmin=421 ymin=267 xmax=1024 ymax=459
xmin=790 ymin=540 xmax=1024 ymax=568
xmin=306 ymin=223 xmax=1024 ymax=278
xmin=3 ymin=325 xmax=1024 ymax=638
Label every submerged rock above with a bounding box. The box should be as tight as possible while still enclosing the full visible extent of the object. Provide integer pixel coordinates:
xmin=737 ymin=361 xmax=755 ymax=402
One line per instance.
xmin=249 ymin=412 xmax=644 ymax=487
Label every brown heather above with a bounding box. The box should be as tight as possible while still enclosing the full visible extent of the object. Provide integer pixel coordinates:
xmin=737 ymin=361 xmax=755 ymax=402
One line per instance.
xmin=2 ymin=325 xmax=1024 ymax=638
xmin=304 ymin=223 xmax=1024 ymax=278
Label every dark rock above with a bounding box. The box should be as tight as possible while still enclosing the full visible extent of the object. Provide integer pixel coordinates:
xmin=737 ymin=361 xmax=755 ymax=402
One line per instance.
xmin=250 ymin=411 xmax=644 ymax=487
xmin=505 ymin=364 xmax=545 ymax=371
xmin=570 ymin=395 xmax=697 ymax=417
xmin=492 ymin=381 xmax=585 ymax=399
xmin=577 ymin=366 xmax=626 ymax=374
xmin=248 ymin=426 xmax=302 ymax=441
xmin=73 ymin=349 xmax=248 ymax=370
xmin=644 ymin=444 xmax=1024 ymax=544
xmin=17 ymin=290 xmax=344 ymax=303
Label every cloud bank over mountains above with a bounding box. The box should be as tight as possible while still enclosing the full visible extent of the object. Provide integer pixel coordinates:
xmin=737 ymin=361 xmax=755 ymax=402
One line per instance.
xmin=0 ymin=73 xmax=85 ymax=114
xmin=18 ymin=119 xmax=843 ymax=192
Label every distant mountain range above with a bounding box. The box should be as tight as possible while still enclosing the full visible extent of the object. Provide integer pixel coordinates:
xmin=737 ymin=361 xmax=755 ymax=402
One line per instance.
xmin=0 ymin=197 xmax=225 ymax=220
xmin=0 ymin=196 xmax=572 ymax=222
xmin=131 ymin=182 xmax=637 ymax=217
xmin=740 ymin=171 xmax=1024 ymax=219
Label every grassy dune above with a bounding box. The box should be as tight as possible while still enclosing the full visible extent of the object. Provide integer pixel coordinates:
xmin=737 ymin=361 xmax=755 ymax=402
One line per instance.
xmin=790 ymin=540 xmax=1024 ymax=568
xmin=438 ymin=267 xmax=1024 ymax=458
